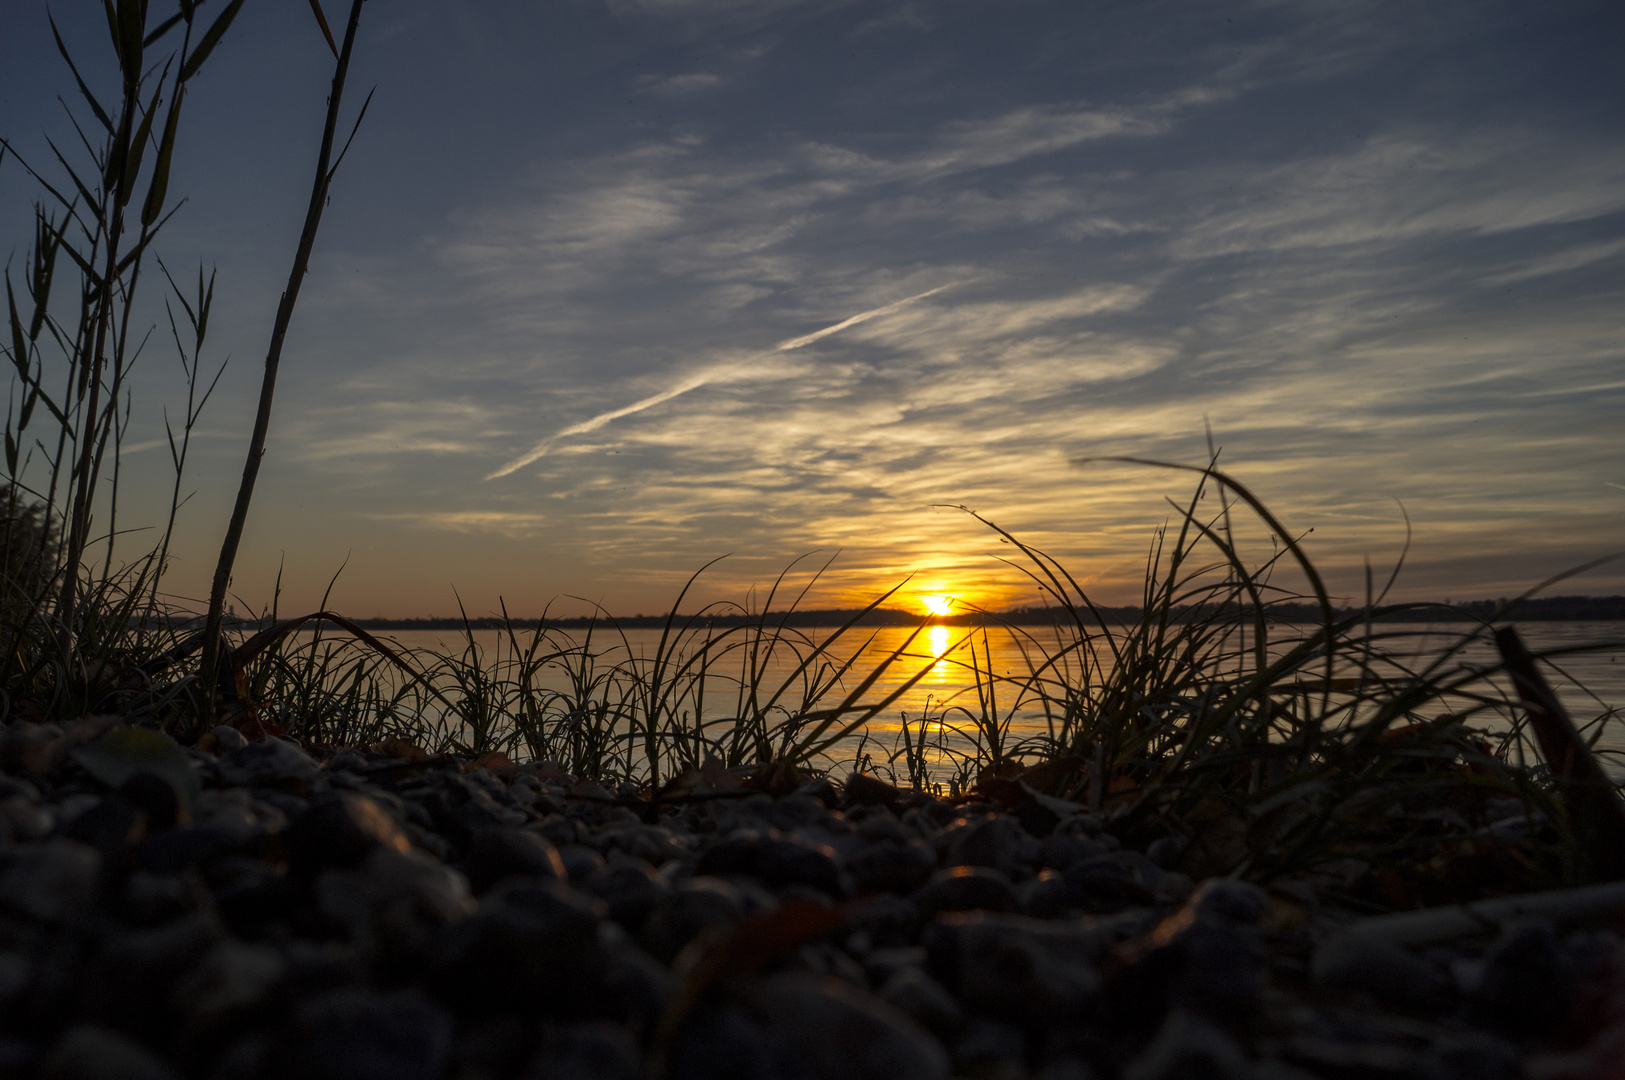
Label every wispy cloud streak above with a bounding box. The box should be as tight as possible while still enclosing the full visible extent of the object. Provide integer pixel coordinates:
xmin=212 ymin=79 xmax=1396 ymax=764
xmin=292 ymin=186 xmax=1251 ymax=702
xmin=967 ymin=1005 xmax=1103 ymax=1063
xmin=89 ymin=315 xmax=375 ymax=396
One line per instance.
xmin=482 ymin=282 xmax=964 ymax=480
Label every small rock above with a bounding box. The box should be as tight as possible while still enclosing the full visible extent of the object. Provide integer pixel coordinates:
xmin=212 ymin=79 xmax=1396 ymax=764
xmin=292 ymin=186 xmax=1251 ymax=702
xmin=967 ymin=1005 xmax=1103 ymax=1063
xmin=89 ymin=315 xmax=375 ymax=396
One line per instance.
xmin=849 ymin=840 xmax=937 ymax=894
xmin=432 ymin=878 xmax=605 ymax=1015
xmin=949 ymin=1018 xmax=1027 ymax=1080
xmin=845 ymin=772 xmax=904 ymax=809
xmin=523 ymin=1020 xmax=641 ymax=1080
xmin=1470 ymin=919 xmax=1576 ymax=1039
xmin=266 ymin=989 xmax=454 ymax=1080
xmin=40 ymin=1024 xmax=180 ymax=1080
xmin=743 ymin=970 xmax=951 ymax=1080
xmin=86 ymin=911 xmax=225 ymax=1033
xmin=880 ymin=966 xmax=967 ymax=1038
xmin=0 ymin=950 xmax=32 ymax=1009
xmin=926 ymin=912 xmax=1103 ymax=1027
xmin=1061 ymin=855 xmax=1155 ymax=912
xmin=0 ymin=792 xmax=55 ymax=840
xmin=464 ymin=826 xmax=568 ymax=893
xmin=556 ymin=843 xmax=607 ymax=884
xmin=587 ymin=856 xmax=669 ymax=930
xmin=913 ymin=865 xmax=1020 ymax=916
xmin=174 ymin=939 xmax=287 ymax=1034
xmin=640 ymin=876 xmax=749 ymax=962
xmin=1185 ymin=879 xmax=1267 ymax=926
xmin=697 ymin=829 xmax=846 ymax=896
xmin=0 ymin=837 xmax=100 ymax=921
xmin=1122 ymin=1009 xmax=1250 ymax=1080
xmin=316 ymin=847 xmax=474 ymax=969
xmin=1020 ymin=869 xmax=1073 ymax=918
xmin=1312 ymin=933 xmax=1454 ymax=1017
xmin=937 ymin=814 xmax=1036 ymax=879
xmin=1040 ymin=831 xmax=1111 ymax=872
xmin=286 ymin=792 xmax=411 ymax=876
xmin=0 ymin=722 xmax=59 ymax=775
xmin=216 ymin=737 xmax=319 ymax=791
xmin=590 ymin=927 xmax=674 ymax=1035
xmin=136 ymin=824 xmax=247 ymax=873
xmin=211 ymin=725 xmax=249 ymax=754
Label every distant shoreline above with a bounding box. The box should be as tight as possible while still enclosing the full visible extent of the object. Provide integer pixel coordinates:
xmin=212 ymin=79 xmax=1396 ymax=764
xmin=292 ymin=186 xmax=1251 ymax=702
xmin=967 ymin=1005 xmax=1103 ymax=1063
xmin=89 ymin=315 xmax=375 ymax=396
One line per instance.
xmin=255 ymin=595 xmax=1625 ymax=631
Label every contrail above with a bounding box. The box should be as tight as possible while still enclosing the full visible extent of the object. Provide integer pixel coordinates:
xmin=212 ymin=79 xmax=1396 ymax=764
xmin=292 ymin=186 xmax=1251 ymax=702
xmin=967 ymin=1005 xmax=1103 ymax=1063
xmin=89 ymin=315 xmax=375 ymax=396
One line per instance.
xmin=771 ymin=282 xmax=958 ymax=351
xmin=484 ymin=282 xmax=964 ymax=481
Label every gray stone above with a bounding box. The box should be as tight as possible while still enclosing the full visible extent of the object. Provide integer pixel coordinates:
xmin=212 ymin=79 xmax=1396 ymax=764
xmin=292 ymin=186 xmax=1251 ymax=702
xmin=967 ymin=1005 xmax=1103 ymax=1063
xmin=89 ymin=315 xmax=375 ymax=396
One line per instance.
xmin=949 ymin=1018 xmax=1027 ymax=1080
xmin=86 ymin=911 xmax=225 ymax=1032
xmin=697 ymin=828 xmax=846 ymax=896
xmin=316 ymin=846 xmax=474 ymax=936
xmin=216 ymin=737 xmax=319 ymax=790
xmin=0 ymin=838 xmax=100 ymax=921
xmin=926 ymin=912 xmax=1104 ymax=1027
xmin=287 ymin=791 xmax=412 ymax=876
xmin=586 ymin=856 xmax=669 ymax=930
xmin=744 ymin=970 xmax=951 ymax=1080
xmin=268 ymin=989 xmax=454 ymax=1080
xmin=936 ymin=814 xmax=1037 ymax=879
xmin=880 ymin=966 xmax=966 ymax=1038
xmin=1312 ymin=933 xmax=1454 ymax=1016
xmin=464 ymin=826 xmax=568 ymax=893
xmin=849 ymin=840 xmax=937 ymax=894
xmin=1470 ymin=919 xmax=1576 ymax=1039
xmin=40 ymin=1025 xmax=179 ymax=1080
xmin=524 ymin=1020 xmax=641 ymax=1080
xmin=640 ymin=876 xmax=748 ymax=961
xmin=210 ymin=725 xmax=248 ymax=754
xmin=173 ymin=939 xmax=286 ymax=1033
xmin=912 ymin=865 xmax=1019 ymax=916
xmin=1122 ymin=1009 xmax=1250 ymax=1080
xmin=432 ymin=878 xmax=605 ymax=1015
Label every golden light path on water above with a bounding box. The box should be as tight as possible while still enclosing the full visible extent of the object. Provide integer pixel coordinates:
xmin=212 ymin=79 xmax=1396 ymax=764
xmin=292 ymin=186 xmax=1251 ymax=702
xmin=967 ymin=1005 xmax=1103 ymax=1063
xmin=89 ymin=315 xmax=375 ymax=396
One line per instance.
xmin=293 ymin=622 xmax=1625 ymax=783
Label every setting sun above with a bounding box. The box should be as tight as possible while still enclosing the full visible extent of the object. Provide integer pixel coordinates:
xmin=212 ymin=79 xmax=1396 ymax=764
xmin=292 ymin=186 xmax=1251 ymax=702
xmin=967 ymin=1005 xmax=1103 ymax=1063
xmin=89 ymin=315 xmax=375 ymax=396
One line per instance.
xmin=921 ymin=594 xmax=956 ymax=618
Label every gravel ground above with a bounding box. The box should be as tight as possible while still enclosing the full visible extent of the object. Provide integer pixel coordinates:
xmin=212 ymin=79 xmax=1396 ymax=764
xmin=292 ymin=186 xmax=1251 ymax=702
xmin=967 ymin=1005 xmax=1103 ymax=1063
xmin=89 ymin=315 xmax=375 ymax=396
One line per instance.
xmin=0 ymin=718 xmax=1621 ymax=1080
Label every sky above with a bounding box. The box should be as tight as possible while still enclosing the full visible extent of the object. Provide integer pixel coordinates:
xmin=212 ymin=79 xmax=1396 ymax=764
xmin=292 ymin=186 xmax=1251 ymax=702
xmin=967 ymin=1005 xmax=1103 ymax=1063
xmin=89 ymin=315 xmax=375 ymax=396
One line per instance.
xmin=1 ymin=0 xmax=1622 ymax=620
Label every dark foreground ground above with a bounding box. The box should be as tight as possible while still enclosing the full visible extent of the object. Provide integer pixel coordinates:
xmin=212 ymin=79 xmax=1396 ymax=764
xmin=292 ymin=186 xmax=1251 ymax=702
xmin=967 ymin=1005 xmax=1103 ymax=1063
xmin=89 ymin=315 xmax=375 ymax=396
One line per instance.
xmin=0 ymin=719 xmax=1622 ymax=1080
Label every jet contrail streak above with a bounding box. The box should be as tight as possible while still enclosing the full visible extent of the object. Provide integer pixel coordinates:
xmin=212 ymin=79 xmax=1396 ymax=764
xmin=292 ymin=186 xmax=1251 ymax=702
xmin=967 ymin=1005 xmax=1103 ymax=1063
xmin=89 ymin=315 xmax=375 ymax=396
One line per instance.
xmin=771 ymin=282 xmax=958 ymax=351
xmin=483 ymin=372 xmax=713 ymax=480
xmin=484 ymin=281 xmax=965 ymax=481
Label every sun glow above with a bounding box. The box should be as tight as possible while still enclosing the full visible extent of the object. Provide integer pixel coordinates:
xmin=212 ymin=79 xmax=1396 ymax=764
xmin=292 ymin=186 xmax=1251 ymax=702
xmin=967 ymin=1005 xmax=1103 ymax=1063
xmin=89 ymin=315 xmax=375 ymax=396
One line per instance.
xmin=921 ymin=594 xmax=956 ymax=618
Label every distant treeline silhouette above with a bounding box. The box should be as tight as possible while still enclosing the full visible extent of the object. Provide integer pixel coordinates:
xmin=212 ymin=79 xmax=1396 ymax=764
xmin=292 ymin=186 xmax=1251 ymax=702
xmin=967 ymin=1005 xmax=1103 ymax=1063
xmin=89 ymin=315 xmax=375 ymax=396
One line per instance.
xmin=315 ymin=594 xmax=1625 ymax=631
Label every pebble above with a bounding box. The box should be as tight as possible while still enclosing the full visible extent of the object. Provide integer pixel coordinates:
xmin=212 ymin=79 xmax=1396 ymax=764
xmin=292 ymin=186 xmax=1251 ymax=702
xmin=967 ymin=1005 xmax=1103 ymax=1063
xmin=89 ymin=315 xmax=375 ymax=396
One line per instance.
xmin=266 ymin=989 xmax=454 ymax=1080
xmin=40 ymin=1024 xmax=180 ymax=1080
xmin=0 ymin=838 xmax=100 ymax=921
xmin=286 ymin=791 xmax=412 ymax=875
xmin=0 ymin=726 xmax=1595 ymax=1080
xmin=740 ymin=970 xmax=952 ymax=1080
xmin=1312 ymin=932 xmax=1455 ymax=1016
xmin=1122 ymin=1009 xmax=1251 ymax=1080
xmin=1470 ymin=919 xmax=1577 ymax=1039
xmin=463 ymin=826 xmax=568 ymax=893
xmin=523 ymin=1020 xmax=641 ymax=1080
xmin=913 ymin=864 xmax=1020 ymax=915
xmin=696 ymin=828 xmax=846 ymax=896
xmin=926 ymin=911 xmax=1103 ymax=1027
xmin=215 ymin=737 xmax=320 ymax=790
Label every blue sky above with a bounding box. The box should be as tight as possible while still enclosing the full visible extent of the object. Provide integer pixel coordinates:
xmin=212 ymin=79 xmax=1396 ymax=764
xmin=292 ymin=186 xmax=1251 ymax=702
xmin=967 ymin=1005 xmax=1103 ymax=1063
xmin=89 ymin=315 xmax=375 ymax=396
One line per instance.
xmin=2 ymin=0 xmax=1622 ymax=618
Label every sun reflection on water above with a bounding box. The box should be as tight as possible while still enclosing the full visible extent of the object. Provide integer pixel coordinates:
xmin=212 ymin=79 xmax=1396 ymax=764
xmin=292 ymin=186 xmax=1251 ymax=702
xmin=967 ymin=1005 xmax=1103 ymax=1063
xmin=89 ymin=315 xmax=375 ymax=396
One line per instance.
xmin=928 ymin=624 xmax=952 ymax=681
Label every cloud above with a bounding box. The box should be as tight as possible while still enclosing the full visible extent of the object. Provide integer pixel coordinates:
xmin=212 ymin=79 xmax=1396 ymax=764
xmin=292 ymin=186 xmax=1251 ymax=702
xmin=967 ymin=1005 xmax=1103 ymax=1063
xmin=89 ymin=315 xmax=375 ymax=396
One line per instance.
xmin=483 ymin=282 xmax=967 ymax=479
xmin=632 ymin=72 xmax=727 ymax=96
xmin=237 ymin=1 xmax=1625 ymax=612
